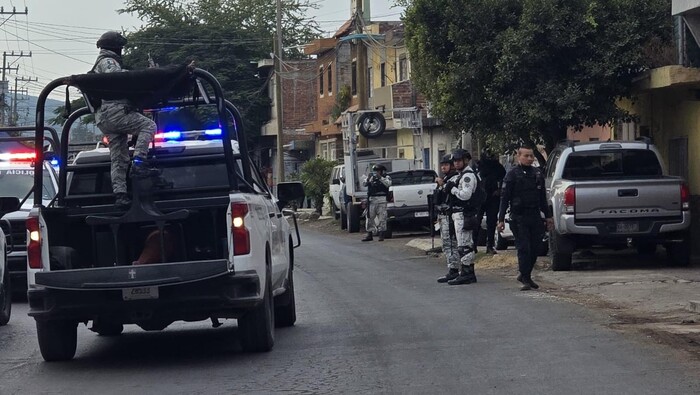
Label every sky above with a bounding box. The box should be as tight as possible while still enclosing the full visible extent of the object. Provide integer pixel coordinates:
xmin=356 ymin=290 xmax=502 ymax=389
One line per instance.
xmin=0 ymin=0 xmax=404 ymax=102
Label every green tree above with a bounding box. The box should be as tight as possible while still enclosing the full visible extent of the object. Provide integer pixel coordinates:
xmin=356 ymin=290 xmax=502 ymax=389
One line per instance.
xmin=115 ymin=0 xmax=320 ymax=139
xmin=299 ymin=157 xmax=336 ymax=214
xmin=404 ymin=0 xmax=673 ymax=151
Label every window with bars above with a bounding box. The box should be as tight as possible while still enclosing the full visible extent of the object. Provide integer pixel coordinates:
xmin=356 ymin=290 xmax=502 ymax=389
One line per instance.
xmin=327 ymin=63 xmax=332 ymax=94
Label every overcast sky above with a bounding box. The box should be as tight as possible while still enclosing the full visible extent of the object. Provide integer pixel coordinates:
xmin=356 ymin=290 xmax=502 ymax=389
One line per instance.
xmin=1 ymin=0 xmax=404 ymax=100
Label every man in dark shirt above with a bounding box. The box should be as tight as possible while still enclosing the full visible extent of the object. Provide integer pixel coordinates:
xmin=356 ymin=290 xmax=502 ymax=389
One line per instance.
xmin=475 ymin=147 xmax=506 ymax=254
xmin=498 ymin=146 xmax=553 ymax=290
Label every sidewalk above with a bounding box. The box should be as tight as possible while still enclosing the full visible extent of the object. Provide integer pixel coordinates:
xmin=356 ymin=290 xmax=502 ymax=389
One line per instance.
xmin=407 ymin=236 xmax=700 ymax=341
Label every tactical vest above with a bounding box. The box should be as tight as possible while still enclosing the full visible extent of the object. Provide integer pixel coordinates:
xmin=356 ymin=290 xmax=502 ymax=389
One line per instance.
xmin=511 ymin=166 xmax=543 ymax=213
xmin=434 ymin=171 xmax=457 ymax=206
xmin=368 ymin=177 xmax=390 ymax=197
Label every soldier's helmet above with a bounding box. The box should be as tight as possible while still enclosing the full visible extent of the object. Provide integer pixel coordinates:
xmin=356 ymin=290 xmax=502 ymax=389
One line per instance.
xmin=451 ymin=149 xmax=471 ymax=161
xmin=97 ymin=31 xmax=127 ymax=49
xmin=440 ymin=154 xmax=452 ymax=164
xmin=372 ymin=164 xmax=386 ymax=172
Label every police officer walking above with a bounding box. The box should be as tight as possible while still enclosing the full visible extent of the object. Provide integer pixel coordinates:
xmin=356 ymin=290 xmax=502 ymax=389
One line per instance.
xmin=92 ymin=31 xmax=157 ymax=209
xmin=498 ymin=145 xmax=554 ymax=291
xmin=362 ymin=164 xmax=392 ymax=242
xmin=475 ymin=147 xmax=506 ymax=254
xmin=444 ymin=149 xmax=479 ymax=285
xmin=434 ymin=155 xmax=460 ymax=283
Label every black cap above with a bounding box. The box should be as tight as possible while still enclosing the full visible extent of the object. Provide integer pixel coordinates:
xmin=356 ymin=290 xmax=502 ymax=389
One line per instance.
xmin=440 ymin=154 xmax=452 ymax=164
xmin=372 ymin=164 xmax=386 ymax=172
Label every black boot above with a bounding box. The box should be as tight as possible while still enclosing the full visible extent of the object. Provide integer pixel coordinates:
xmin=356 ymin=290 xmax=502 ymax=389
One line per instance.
xmin=466 ymin=264 xmax=477 ymax=283
xmin=448 ymin=265 xmax=475 ymax=285
xmin=378 ymin=231 xmax=385 ymax=241
xmin=485 ymin=246 xmax=497 ymax=255
xmin=526 ymin=276 xmax=539 ymax=289
xmin=130 ymin=157 xmax=161 ymax=179
xmin=115 ymin=193 xmax=131 ymax=209
xmin=361 ymin=232 xmax=373 ymax=242
xmin=437 ymin=268 xmax=459 ymax=283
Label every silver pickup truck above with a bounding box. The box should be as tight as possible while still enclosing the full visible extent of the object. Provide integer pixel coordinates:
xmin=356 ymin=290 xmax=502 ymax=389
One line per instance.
xmin=546 ymin=139 xmax=691 ymax=270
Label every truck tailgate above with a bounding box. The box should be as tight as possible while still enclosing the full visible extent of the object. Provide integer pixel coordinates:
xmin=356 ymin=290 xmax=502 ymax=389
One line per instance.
xmin=35 ymin=259 xmax=230 ymax=290
xmin=390 ymin=184 xmax=433 ymax=207
xmin=574 ymin=178 xmax=683 ymax=220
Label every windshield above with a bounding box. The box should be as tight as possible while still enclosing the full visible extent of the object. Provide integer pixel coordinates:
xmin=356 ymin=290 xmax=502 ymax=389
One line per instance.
xmin=389 ymin=170 xmax=437 ymax=186
xmin=0 ymin=168 xmax=55 ymax=202
xmin=562 ymin=150 xmax=662 ymax=180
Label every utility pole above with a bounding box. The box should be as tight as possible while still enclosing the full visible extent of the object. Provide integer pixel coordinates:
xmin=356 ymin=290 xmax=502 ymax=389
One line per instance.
xmin=355 ymin=0 xmax=369 ymax=148
xmin=12 ymin=76 xmax=37 ymax=126
xmin=274 ymin=0 xmax=285 ymax=185
xmin=1 ymin=51 xmax=31 ymax=125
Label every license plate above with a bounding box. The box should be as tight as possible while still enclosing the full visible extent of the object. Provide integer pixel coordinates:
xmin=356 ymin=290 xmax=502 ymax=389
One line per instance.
xmin=616 ymin=222 xmax=639 ymax=233
xmin=122 ymin=286 xmax=159 ymax=301
xmin=415 ymin=211 xmax=429 ymax=218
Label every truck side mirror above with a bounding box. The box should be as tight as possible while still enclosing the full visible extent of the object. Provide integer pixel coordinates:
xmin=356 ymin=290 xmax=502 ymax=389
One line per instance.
xmin=332 ymin=178 xmax=340 ymax=185
xmin=276 ymin=182 xmax=305 ymax=211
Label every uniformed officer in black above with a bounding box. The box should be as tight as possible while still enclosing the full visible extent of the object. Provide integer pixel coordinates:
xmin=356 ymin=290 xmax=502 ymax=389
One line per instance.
xmin=497 ymin=146 xmax=553 ymax=290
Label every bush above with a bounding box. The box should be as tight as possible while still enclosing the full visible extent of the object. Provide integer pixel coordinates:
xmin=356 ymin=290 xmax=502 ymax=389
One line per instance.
xmin=299 ymin=158 xmax=336 ymax=214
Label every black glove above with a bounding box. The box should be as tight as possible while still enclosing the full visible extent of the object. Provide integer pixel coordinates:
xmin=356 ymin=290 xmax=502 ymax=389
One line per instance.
xmin=444 ymin=181 xmax=456 ymax=194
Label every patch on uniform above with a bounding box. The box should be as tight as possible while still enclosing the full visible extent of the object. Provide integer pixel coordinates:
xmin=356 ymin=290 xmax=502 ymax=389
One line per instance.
xmin=104 ymin=59 xmax=118 ymax=71
xmin=463 ymin=176 xmax=472 ymax=183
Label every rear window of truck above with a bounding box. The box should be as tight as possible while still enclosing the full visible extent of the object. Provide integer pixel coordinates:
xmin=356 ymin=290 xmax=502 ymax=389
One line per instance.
xmin=389 ymin=170 xmax=437 ymax=186
xmin=562 ymin=150 xmax=662 ymax=180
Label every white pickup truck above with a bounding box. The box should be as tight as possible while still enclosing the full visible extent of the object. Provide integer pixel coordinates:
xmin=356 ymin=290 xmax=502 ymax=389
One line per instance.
xmin=26 ymin=67 xmax=305 ymax=361
xmin=385 ymin=169 xmax=437 ymax=238
xmin=546 ymin=139 xmax=691 ymax=270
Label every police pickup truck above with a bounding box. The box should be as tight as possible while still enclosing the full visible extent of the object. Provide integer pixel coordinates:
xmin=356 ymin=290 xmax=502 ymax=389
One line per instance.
xmin=0 ymin=196 xmax=19 ymax=325
xmin=0 ymin=128 xmax=60 ymax=295
xmin=26 ymin=67 xmax=304 ymax=361
xmin=547 ymin=139 xmax=690 ymax=270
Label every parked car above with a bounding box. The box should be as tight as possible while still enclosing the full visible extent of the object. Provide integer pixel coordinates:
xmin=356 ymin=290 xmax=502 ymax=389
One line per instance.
xmin=547 ymin=138 xmax=690 ymax=270
xmin=329 ymin=164 xmax=345 ymax=221
xmin=385 ymin=169 xmax=437 ymax=238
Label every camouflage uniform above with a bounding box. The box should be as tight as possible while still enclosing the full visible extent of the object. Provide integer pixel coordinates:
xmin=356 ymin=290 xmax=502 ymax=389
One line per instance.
xmin=364 ymin=174 xmax=392 ymax=234
xmin=448 ymin=166 xmax=478 ymax=267
xmin=438 ymin=213 xmax=460 ymax=270
xmin=93 ymin=49 xmax=156 ymax=195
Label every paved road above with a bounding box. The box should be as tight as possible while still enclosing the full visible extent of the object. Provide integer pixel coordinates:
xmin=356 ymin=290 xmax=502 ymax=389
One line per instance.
xmin=1 ymin=228 xmax=699 ymax=394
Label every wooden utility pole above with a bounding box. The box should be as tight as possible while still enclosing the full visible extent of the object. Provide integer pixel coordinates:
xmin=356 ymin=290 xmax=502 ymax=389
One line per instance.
xmin=12 ymin=76 xmax=37 ymax=126
xmin=274 ymin=0 xmax=285 ymax=184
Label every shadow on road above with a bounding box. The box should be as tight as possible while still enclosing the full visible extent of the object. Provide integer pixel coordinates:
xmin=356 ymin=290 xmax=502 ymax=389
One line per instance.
xmin=41 ymin=324 xmax=297 ymax=368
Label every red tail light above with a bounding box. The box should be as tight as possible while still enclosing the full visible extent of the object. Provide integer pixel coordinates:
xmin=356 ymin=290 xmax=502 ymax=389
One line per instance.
xmin=26 ymin=216 xmax=43 ymax=269
xmin=231 ymin=202 xmax=250 ymax=255
xmin=387 ymin=191 xmax=394 ymax=203
xmin=564 ymin=186 xmax=576 ymax=214
xmin=681 ymin=183 xmax=690 ymax=211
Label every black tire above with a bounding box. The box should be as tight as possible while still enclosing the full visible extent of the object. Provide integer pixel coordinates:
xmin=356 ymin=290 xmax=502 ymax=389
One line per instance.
xmin=383 ymin=223 xmax=393 ymax=239
xmin=347 ymin=202 xmax=361 ymax=233
xmin=636 ymin=243 xmax=656 ymax=256
xmin=95 ymin=322 xmax=124 ymax=336
xmin=238 ymin=253 xmax=275 ymax=352
xmin=332 ymin=201 xmax=340 ymax=220
xmin=0 ymin=264 xmax=11 ymax=326
xmin=495 ymin=233 xmax=508 ymax=251
xmin=357 ymin=112 xmax=387 ymax=139
xmin=550 ymin=231 xmax=573 ymax=271
xmin=275 ymin=241 xmax=296 ymax=327
xmin=667 ymin=239 xmax=691 ymax=267
xmin=340 ymin=206 xmax=347 ymax=230
xmin=36 ymin=320 xmax=78 ymax=361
